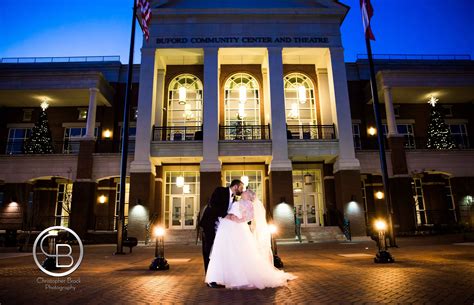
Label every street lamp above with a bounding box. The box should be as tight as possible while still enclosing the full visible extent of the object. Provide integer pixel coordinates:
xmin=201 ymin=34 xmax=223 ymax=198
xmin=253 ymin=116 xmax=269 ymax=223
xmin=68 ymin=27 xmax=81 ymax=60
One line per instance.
xmin=149 ymin=226 xmax=170 ymax=271
xmin=269 ymin=224 xmax=284 ymax=269
xmin=373 ymin=219 xmax=395 ymax=263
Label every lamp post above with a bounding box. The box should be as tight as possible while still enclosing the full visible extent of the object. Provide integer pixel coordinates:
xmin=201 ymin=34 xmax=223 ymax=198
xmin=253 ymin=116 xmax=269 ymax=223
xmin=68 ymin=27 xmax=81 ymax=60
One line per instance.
xmin=149 ymin=226 xmax=170 ymax=271
xmin=269 ymin=224 xmax=284 ymax=269
xmin=373 ymin=219 xmax=395 ymax=263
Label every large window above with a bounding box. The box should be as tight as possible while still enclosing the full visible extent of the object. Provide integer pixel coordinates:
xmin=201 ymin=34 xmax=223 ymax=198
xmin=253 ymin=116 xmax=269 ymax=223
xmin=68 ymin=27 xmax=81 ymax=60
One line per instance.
xmin=383 ymin=124 xmax=415 ymax=149
xmin=224 ymin=170 xmax=263 ymax=201
xmin=63 ymin=127 xmax=98 ymax=153
xmin=284 ymin=73 xmax=317 ymax=125
xmin=449 ymin=124 xmax=469 ymax=149
xmin=115 ymin=179 xmax=130 ymax=229
xmin=352 ymin=124 xmax=362 ymax=150
xmin=224 ymin=73 xmax=261 ymax=140
xmin=6 ymin=128 xmax=31 ymax=154
xmin=167 ymin=74 xmax=203 ymax=128
xmin=56 ymin=183 xmax=73 ymax=227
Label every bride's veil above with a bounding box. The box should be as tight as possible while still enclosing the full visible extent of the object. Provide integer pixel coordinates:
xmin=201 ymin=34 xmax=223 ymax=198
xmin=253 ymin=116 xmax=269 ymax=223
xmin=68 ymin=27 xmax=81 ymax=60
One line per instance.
xmin=251 ymin=197 xmax=274 ymax=265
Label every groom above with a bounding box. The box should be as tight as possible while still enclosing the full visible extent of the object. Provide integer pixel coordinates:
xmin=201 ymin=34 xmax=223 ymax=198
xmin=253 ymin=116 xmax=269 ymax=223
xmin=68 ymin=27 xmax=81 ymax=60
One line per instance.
xmin=199 ymin=179 xmax=244 ymax=277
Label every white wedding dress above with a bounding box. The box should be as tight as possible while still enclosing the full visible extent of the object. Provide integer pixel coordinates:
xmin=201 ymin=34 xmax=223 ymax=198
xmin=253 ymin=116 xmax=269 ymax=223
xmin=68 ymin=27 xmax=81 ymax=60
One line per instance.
xmin=205 ymin=199 xmax=296 ymax=289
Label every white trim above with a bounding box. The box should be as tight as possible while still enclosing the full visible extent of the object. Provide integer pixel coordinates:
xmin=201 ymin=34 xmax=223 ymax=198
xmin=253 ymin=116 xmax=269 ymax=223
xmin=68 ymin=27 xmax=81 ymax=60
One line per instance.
xmin=445 ymin=119 xmax=468 ymax=124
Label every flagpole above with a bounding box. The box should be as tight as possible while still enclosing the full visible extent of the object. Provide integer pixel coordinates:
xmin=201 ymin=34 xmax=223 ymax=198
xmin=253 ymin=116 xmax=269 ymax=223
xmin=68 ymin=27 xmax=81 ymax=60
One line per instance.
xmin=116 ymin=0 xmax=138 ymax=255
xmin=365 ymin=38 xmax=397 ymax=248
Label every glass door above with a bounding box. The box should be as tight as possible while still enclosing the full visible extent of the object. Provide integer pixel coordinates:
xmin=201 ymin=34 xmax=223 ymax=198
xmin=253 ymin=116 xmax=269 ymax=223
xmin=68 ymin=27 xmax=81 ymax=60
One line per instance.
xmin=169 ymin=195 xmax=197 ymax=229
xmin=292 ymin=170 xmax=324 ymax=226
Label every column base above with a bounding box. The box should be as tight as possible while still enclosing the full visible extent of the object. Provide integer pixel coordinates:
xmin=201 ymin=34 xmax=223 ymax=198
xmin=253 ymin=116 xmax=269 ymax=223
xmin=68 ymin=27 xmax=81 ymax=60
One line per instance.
xmin=269 ymin=170 xmax=294 ymax=239
xmin=128 ymin=172 xmax=156 ymax=241
xmin=334 ymin=169 xmax=366 ymax=237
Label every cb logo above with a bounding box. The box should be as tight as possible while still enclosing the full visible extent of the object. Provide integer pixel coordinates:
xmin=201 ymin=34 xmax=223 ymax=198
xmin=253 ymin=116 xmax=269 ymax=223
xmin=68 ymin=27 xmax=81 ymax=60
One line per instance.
xmin=33 ymin=226 xmax=84 ymax=277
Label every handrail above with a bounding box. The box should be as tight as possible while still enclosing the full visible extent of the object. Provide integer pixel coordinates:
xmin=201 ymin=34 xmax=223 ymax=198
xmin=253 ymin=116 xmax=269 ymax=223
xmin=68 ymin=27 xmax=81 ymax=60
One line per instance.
xmin=219 ymin=124 xmax=271 ymax=140
xmin=1 ymin=55 xmax=121 ymax=64
xmin=286 ymin=124 xmax=336 ymax=140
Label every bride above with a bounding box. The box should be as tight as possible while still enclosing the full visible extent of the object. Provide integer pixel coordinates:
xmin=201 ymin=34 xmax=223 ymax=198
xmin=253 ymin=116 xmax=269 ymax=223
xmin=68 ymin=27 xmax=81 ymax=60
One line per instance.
xmin=205 ymin=190 xmax=296 ymax=289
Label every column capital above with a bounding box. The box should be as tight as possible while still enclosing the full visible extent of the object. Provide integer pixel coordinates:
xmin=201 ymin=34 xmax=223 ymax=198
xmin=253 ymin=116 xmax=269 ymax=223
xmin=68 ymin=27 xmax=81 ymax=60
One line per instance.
xmin=317 ymin=68 xmax=328 ymax=75
xmin=200 ymin=159 xmax=222 ymax=172
xmin=203 ymin=47 xmax=219 ymax=55
xmin=333 ymin=158 xmax=361 ymax=173
xmin=130 ymin=160 xmax=156 ymax=175
xmin=89 ymin=87 xmax=100 ymax=94
xmin=267 ymin=47 xmax=283 ymax=55
xmin=269 ymin=159 xmax=292 ymax=172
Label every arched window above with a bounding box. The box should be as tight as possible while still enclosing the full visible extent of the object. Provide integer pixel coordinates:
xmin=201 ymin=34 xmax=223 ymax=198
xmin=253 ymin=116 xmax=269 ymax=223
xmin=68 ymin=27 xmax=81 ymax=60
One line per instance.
xmin=167 ymin=74 xmax=203 ymax=128
xmin=284 ymin=73 xmax=317 ymax=125
xmin=223 ymin=73 xmax=261 ymax=140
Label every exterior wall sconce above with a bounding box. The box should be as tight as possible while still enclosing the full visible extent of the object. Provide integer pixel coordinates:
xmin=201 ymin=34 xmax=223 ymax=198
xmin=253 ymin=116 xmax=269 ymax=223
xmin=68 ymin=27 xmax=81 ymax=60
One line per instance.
xmin=375 ymin=191 xmax=384 ymax=200
xmin=98 ymin=195 xmax=107 ymax=204
xmin=103 ymin=129 xmax=112 ymax=139
xmin=368 ymin=127 xmax=377 ymax=136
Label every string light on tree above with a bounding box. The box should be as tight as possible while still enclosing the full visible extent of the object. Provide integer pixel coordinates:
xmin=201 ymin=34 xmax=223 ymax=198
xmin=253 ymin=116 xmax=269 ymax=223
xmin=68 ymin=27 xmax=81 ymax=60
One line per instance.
xmin=24 ymin=99 xmax=54 ymax=154
xmin=426 ymin=96 xmax=456 ymax=150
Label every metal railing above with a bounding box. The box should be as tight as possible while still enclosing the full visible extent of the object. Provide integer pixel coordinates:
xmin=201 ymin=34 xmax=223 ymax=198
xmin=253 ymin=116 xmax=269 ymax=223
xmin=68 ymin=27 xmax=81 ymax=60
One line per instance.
xmin=286 ymin=124 xmax=336 ymax=140
xmin=219 ymin=124 xmax=271 ymax=140
xmin=152 ymin=126 xmax=203 ymax=141
xmin=1 ymin=55 xmax=121 ymax=64
xmin=357 ymin=54 xmax=471 ymax=61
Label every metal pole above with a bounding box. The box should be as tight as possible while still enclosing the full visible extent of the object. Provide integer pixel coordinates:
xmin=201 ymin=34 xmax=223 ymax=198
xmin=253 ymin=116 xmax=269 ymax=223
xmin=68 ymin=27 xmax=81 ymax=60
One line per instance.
xmin=365 ymin=38 xmax=397 ymax=247
xmin=116 ymin=0 xmax=138 ymax=255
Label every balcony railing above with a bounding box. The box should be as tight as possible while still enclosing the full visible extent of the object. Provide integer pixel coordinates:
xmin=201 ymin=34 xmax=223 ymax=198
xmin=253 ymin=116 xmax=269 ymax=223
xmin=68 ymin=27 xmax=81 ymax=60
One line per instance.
xmin=1 ymin=55 xmax=121 ymax=64
xmin=286 ymin=124 xmax=336 ymax=140
xmin=219 ymin=124 xmax=271 ymax=140
xmin=152 ymin=126 xmax=202 ymax=141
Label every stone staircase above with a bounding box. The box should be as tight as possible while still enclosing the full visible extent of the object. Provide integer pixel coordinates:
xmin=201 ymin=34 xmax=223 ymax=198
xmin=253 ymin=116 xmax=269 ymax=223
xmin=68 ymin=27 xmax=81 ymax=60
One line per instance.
xmin=299 ymin=226 xmax=348 ymax=242
xmin=161 ymin=229 xmax=200 ymax=245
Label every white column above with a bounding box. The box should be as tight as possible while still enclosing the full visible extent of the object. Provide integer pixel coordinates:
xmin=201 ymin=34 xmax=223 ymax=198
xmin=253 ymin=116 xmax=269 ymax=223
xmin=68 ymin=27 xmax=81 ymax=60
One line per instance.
xmin=267 ymin=47 xmax=291 ymax=171
xmin=84 ymin=88 xmax=99 ymax=139
xmin=131 ymin=48 xmax=157 ymax=175
xmin=316 ymin=68 xmax=332 ymax=126
xmin=383 ymin=86 xmax=399 ymax=137
xmin=200 ymin=48 xmax=221 ymax=172
xmin=326 ymin=48 xmax=360 ymax=172
xmin=261 ymin=67 xmax=272 ymax=125
xmin=154 ymin=69 xmax=166 ymax=128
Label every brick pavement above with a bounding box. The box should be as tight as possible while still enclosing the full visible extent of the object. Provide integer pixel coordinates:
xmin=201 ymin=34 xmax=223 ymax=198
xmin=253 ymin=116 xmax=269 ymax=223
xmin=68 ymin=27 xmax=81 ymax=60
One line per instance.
xmin=0 ymin=235 xmax=473 ymax=304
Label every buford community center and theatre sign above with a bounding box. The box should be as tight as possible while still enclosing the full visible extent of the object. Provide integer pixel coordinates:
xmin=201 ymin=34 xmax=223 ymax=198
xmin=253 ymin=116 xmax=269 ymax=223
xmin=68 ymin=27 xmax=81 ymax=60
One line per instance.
xmin=156 ymin=36 xmax=330 ymax=45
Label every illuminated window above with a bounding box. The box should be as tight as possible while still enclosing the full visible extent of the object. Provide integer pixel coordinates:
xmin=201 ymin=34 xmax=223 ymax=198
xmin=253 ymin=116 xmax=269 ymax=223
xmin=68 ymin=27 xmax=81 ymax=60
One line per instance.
xmin=284 ymin=73 xmax=317 ymax=125
xmin=167 ymin=74 xmax=203 ymax=127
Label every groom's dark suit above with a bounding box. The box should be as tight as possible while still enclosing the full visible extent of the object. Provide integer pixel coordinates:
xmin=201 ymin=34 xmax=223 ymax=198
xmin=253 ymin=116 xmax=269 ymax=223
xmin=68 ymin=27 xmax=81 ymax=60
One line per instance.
xmin=199 ymin=186 xmax=232 ymax=273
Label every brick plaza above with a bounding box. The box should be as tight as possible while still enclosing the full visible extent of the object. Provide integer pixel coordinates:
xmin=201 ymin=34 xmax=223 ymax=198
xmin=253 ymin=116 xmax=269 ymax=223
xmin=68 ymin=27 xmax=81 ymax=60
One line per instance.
xmin=0 ymin=235 xmax=473 ymax=304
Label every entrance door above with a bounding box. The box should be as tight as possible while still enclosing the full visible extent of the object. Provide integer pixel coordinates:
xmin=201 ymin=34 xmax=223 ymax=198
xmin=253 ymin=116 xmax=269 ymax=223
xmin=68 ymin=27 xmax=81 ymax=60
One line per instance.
xmin=170 ymin=195 xmax=197 ymax=229
xmin=293 ymin=192 xmax=323 ymax=226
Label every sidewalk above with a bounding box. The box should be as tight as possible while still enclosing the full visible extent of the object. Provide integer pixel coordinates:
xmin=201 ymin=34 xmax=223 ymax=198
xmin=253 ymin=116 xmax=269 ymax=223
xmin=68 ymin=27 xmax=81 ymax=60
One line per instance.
xmin=0 ymin=235 xmax=473 ymax=304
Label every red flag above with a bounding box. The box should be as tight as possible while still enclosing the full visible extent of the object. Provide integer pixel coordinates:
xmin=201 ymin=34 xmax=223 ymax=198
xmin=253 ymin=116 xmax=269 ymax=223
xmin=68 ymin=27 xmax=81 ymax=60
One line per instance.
xmin=137 ymin=0 xmax=152 ymax=41
xmin=360 ymin=0 xmax=375 ymax=41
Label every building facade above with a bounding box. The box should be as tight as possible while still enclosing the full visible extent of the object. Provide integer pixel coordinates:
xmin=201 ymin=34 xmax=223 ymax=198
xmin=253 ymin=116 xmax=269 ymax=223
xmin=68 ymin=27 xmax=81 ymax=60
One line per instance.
xmin=1 ymin=0 xmax=473 ymax=243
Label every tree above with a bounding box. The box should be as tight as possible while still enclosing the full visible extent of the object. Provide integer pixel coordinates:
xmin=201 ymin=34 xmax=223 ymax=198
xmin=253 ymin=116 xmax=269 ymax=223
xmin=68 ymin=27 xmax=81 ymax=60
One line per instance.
xmin=24 ymin=102 xmax=54 ymax=154
xmin=426 ymin=97 xmax=456 ymax=149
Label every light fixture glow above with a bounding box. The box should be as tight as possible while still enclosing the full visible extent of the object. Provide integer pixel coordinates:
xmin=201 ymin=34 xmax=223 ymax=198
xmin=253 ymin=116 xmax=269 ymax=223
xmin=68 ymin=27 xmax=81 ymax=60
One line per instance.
xmin=240 ymin=175 xmax=249 ymax=187
xmin=183 ymin=104 xmax=194 ymax=120
xmin=238 ymin=103 xmax=246 ymax=119
xmin=178 ymin=86 xmax=187 ymax=104
xmin=103 ymin=129 xmax=112 ymax=139
xmin=98 ymin=195 xmax=107 ymax=204
xmin=239 ymin=85 xmax=247 ymax=103
xmin=368 ymin=127 xmax=377 ymax=136
xmin=288 ymin=103 xmax=299 ymax=119
xmin=269 ymin=224 xmax=277 ymax=234
xmin=298 ymin=85 xmax=306 ymax=103
xmin=183 ymin=184 xmax=190 ymax=194
xmin=375 ymin=191 xmax=384 ymax=200
xmin=374 ymin=219 xmax=388 ymax=232
xmin=154 ymin=226 xmax=165 ymax=237
xmin=176 ymin=175 xmax=185 ymax=188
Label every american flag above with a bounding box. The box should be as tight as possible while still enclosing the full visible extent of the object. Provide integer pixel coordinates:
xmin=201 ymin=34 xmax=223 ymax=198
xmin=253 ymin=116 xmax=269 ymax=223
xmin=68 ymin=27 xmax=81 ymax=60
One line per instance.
xmin=360 ymin=0 xmax=375 ymax=41
xmin=137 ymin=0 xmax=152 ymax=41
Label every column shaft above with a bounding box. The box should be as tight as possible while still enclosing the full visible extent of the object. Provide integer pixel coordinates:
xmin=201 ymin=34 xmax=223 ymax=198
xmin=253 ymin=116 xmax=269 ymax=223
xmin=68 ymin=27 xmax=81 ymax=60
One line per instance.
xmin=85 ymin=88 xmax=99 ymax=139
xmin=384 ymin=86 xmax=399 ymax=136
xmin=154 ymin=69 xmax=166 ymax=128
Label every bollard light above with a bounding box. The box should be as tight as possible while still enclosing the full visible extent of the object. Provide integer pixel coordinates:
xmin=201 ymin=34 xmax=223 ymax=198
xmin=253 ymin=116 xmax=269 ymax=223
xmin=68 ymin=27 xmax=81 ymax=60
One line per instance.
xmin=373 ymin=219 xmax=394 ymax=264
xmin=149 ymin=226 xmax=169 ymax=271
xmin=269 ymin=224 xmax=284 ymax=269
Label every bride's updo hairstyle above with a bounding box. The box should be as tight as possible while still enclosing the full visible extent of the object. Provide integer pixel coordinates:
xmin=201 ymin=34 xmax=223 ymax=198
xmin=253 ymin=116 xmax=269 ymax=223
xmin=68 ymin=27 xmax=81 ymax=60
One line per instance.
xmin=244 ymin=189 xmax=256 ymax=201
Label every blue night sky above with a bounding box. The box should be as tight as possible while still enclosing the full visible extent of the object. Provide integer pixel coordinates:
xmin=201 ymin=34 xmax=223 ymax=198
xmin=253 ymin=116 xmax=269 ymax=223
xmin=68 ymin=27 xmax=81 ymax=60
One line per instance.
xmin=0 ymin=0 xmax=473 ymax=63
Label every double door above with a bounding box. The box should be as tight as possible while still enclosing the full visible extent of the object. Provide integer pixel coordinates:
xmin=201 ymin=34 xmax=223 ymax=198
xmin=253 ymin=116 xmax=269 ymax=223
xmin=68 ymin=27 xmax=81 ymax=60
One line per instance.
xmin=294 ymin=192 xmax=324 ymax=226
xmin=170 ymin=195 xmax=197 ymax=229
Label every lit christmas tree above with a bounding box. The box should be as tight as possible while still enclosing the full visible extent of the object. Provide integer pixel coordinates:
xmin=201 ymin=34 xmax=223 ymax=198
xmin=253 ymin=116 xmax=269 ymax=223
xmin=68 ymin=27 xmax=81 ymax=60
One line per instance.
xmin=24 ymin=100 xmax=55 ymax=154
xmin=426 ymin=96 xmax=456 ymax=149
